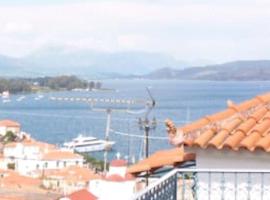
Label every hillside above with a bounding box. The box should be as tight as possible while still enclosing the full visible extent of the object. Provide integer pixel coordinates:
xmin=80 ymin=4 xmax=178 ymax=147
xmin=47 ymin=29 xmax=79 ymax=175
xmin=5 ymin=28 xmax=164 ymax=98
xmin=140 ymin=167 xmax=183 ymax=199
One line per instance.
xmin=143 ymin=60 xmax=270 ymax=81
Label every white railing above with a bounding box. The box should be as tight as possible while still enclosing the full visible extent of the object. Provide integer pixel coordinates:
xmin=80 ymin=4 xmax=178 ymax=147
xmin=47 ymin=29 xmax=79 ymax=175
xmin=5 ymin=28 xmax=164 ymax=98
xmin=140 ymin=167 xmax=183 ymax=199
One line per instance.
xmin=132 ymin=168 xmax=270 ymax=200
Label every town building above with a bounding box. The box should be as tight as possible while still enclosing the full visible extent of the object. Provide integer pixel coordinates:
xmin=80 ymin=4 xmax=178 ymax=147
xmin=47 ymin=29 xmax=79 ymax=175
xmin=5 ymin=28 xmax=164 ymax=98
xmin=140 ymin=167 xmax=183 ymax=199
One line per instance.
xmin=0 ymin=120 xmax=21 ymax=136
xmin=42 ymin=165 xmax=101 ymax=194
xmin=3 ymin=138 xmax=83 ymax=177
xmin=89 ymin=159 xmax=137 ymax=200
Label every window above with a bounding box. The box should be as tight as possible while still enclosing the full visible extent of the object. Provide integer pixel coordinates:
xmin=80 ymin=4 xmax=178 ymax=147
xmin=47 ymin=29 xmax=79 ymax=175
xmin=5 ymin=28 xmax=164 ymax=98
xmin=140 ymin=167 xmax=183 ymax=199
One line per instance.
xmin=56 ymin=161 xmax=60 ymax=168
xmin=44 ymin=162 xmax=48 ymax=168
xmin=63 ymin=161 xmax=66 ymax=167
xmin=36 ymin=164 xmax=39 ymax=170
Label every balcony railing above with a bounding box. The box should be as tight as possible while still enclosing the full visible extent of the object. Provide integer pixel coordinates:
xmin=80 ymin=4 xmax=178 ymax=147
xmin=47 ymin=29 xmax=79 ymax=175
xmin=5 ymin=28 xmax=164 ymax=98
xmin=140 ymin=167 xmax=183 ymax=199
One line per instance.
xmin=132 ymin=168 xmax=270 ymax=200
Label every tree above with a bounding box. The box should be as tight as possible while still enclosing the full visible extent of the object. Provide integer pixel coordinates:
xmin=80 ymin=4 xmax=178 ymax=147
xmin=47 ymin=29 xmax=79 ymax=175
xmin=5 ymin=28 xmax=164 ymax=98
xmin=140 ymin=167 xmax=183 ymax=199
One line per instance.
xmin=3 ymin=131 xmax=17 ymax=144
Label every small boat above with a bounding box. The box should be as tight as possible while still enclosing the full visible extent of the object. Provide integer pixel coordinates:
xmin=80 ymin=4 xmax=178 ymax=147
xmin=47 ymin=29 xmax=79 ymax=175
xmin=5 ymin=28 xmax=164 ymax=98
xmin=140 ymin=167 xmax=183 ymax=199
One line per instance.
xmin=63 ymin=134 xmax=115 ymax=153
xmin=2 ymin=91 xmax=10 ymax=99
xmin=34 ymin=94 xmax=44 ymax=101
xmin=2 ymin=99 xmax=11 ymax=103
xmin=16 ymin=96 xmax=25 ymax=102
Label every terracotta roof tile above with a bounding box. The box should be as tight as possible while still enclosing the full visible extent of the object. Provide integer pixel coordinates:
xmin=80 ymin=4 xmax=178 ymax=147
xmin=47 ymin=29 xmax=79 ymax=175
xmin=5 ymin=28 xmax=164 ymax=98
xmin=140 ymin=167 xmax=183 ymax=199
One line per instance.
xmin=256 ymin=133 xmax=270 ymax=151
xmin=0 ymin=170 xmax=41 ymax=188
xmin=0 ymin=120 xmax=20 ymax=127
xmin=169 ymin=92 xmax=270 ymax=153
xmin=42 ymin=150 xmax=82 ymax=160
xmin=44 ymin=166 xmax=100 ymax=182
xmin=67 ymin=189 xmax=97 ymax=200
xmin=194 ymin=129 xmax=216 ymax=148
xmin=110 ymin=159 xmax=127 ymax=167
xmin=223 ymin=131 xmax=246 ymax=150
xmin=127 ymin=148 xmax=195 ymax=174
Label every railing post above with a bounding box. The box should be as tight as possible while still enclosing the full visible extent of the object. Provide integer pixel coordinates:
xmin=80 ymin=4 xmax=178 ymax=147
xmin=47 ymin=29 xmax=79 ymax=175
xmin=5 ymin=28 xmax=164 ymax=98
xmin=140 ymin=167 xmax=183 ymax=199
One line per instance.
xmin=234 ymin=172 xmax=238 ymax=200
xmin=261 ymin=172 xmax=264 ymax=200
xmin=221 ymin=172 xmax=225 ymax=200
xmin=208 ymin=172 xmax=211 ymax=200
xmin=247 ymin=172 xmax=251 ymax=200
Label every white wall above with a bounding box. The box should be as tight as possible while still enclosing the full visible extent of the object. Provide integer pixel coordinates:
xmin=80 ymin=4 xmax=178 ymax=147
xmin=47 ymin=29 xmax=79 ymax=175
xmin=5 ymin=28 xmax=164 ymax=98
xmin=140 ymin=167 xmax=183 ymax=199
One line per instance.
xmin=188 ymin=148 xmax=270 ymax=200
xmin=0 ymin=127 xmax=20 ymax=136
xmin=108 ymin=166 xmax=127 ymax=177
xmin=89 ymin=180 xmax=135 ymax=200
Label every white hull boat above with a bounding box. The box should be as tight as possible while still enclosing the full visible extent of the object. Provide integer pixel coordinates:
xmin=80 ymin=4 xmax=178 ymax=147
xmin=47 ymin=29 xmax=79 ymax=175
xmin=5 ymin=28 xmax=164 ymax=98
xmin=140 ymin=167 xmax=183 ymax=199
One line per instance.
xmin=63 ymin=134 xmax=115 ymax=153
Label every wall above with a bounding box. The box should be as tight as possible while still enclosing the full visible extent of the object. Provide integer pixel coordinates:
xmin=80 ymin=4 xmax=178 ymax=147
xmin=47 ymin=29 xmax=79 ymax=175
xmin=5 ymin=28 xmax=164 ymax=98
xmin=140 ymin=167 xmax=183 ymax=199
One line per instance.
xmin=188 ymin=148 xmax=270 ymax=200
xmin=89 ymin=180 xmax=135 ymax=200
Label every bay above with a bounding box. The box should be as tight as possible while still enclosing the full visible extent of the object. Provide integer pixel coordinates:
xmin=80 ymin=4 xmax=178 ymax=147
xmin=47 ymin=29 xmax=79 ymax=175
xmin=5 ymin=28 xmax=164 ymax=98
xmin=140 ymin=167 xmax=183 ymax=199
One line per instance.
xmin=0 ymin=80 xmax=269 ymax=162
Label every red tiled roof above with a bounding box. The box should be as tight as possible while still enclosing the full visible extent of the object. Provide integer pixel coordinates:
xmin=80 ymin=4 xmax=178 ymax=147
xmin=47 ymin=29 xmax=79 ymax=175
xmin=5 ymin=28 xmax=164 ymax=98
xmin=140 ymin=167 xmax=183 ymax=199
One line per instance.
xmin=105 ymin=174 xmax=125 ymax=182
xmin=0 ymin=170 xmax=41 ymax=188
xmin=44 ymin=166 xmax=101 ymax=182
xmin=67 ymin=189 xmax=97 ymax=200
xmin=0 ymin=120 xmax=20 ymax=127
xmin=110 ymin=159 xmax=127 ymax=167
xmin=167 ymin=92 xmax=270 ymax=152
xmin=127 ymin=148 xmax=195 ymax=174
xmin=42 ymin=150 xmax=82 ymax=160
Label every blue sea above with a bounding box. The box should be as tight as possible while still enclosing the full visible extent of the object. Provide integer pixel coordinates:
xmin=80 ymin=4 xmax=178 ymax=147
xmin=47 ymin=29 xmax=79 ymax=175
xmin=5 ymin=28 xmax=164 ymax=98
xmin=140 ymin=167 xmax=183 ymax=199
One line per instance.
xmin=0 ymin=80 xmax=270 ymax=162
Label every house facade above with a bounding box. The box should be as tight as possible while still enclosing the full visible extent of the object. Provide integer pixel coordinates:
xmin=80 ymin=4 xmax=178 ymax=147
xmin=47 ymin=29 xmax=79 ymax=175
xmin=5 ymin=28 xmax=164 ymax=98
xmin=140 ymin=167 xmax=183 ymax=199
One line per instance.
xmin=89 ymin=159 xmax=137 ymax=200
xmin=0 ymin=120 xmax=21 ymax=136
xmin=3 ymin=140 xmax=83 ymax=176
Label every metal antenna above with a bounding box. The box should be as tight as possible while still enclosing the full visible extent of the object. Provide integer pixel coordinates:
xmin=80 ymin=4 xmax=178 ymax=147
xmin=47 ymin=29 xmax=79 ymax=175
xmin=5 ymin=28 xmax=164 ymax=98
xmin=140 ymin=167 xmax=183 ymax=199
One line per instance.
xmin=138 ymin=87 xmax=157 ymax=186
xmin=50 ymin=96 xmax=150 ymax=173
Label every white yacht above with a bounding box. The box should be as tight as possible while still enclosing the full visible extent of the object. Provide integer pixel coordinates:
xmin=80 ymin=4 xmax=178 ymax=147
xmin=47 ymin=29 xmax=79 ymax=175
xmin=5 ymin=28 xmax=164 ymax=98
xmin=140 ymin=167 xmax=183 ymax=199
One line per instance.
xmin=63 ymin=134 xmax=115 ymax=153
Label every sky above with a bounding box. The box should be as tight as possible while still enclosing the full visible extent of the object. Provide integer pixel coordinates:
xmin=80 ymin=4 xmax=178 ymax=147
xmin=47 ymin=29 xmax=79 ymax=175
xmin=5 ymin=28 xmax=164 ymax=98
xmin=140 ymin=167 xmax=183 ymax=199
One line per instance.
xmin=0 ymin=0 xmax=270 ymax=63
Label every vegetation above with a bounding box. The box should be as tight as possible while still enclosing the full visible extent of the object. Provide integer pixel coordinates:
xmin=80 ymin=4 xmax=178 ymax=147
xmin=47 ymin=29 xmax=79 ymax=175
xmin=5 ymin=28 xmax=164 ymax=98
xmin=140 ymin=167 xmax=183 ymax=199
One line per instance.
xmin=0 ymin=76 xmax=103 ymax=94
xmin=0 ymin=78 xmax=31 ymax=93
xmin=80 ymin=153 xmax=108 ymax=171
xmin=3 ymin=131 xmax=17 ymax=144
xmin=7 ymin=163 xmax=15 ymax=170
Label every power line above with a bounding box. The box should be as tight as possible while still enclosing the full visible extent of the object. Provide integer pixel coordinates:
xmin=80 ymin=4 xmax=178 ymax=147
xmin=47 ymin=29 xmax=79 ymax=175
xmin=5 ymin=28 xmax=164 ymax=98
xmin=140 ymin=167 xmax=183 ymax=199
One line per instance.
xmin=110 ymin=129 xmax=168 ymax=140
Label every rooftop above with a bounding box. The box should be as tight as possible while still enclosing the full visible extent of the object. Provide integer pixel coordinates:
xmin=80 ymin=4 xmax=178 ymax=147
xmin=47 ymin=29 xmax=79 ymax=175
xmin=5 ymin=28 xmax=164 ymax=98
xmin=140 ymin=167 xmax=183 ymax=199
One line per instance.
xmin=127 ymin=148 xmax=195 ymax=174
xmin=42 ymin=150 xmax=82 ymax=160
xmin=167 ymin=92 xmax=270 ymax=152
xmin=0 ymin=120 xmax=20 ymax=128
xmin=0 ymin=169 xmax=41 ymax=189
xmin=110 ymin=159 xmax=127 ymax=167
xmin=44 ymin=166 xmax=101 ymax=182
xmin=65 ymin=189 xmax=97 ymax=200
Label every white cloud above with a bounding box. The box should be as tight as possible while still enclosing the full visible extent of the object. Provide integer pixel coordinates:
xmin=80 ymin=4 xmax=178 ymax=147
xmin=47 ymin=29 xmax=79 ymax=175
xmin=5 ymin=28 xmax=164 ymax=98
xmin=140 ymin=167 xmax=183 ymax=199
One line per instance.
xmin=0 ymin=0 xmax=269 ymax=62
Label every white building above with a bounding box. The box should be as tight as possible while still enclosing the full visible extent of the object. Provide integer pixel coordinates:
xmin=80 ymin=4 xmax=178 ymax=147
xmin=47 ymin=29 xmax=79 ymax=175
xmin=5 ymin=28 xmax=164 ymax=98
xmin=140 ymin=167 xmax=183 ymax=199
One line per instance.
xmin=0 ymin=120 xmax=21 ymax=136
xmin=89 ymin=159 xmax=136 ymax=200
xmin=3 ymin=140 xmax=83 ymax=176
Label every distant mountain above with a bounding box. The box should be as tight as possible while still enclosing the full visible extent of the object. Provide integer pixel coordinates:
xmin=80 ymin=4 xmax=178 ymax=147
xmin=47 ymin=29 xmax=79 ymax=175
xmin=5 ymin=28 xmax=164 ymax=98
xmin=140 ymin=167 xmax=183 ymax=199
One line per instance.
xmin=1 ymin=47 xmax=270 ymax=81
xmin=21 ymin=47 xmax=188 ymax=77
xmin=143 ymin=60 xmax=270 ymax=80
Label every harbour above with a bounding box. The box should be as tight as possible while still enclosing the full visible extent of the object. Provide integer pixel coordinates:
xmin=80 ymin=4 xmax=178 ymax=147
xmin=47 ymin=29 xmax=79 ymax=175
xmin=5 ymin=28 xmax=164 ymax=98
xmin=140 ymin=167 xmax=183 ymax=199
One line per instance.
xmin=1 ymin=80 xmax=270 ymax=162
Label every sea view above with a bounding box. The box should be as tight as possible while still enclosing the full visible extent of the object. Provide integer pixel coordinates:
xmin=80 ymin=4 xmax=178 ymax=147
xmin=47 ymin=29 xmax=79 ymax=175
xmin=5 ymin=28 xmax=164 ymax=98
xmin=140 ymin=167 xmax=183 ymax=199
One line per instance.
xmin=1 ymin=80 xmax=270 ymax=161
xmin=1 ymin=0 xmax=270 ymax=199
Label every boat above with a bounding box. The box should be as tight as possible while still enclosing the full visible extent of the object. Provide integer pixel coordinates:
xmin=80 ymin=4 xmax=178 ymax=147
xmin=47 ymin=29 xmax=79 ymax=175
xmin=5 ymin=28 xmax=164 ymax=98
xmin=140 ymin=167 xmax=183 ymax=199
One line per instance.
xmin=2 ymin=91 xmax=10 ymax=99
xmin=63 ymin=134 xmax=115 ymax=153
xmin=34 ymin=94 xmax=44 ymax=101
xmin=16 ymin=96 xmax=25 ymax=102
xmin=2 ymin=99 xmax=11 ymax=103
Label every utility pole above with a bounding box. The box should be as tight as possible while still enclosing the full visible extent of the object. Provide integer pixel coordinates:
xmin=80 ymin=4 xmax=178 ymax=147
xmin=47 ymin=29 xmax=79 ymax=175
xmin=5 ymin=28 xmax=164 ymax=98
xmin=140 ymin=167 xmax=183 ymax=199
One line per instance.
xmin=138 ymin=87 xmax=157 ymax=186
xmin=103 ymin=108 xmax=111 ymax=172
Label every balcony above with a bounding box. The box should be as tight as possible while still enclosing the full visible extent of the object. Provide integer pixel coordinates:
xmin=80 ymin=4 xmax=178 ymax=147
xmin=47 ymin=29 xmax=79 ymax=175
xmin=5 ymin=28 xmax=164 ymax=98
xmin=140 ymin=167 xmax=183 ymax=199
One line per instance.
xmin=132 ymin=168 xmax=270 ymax=200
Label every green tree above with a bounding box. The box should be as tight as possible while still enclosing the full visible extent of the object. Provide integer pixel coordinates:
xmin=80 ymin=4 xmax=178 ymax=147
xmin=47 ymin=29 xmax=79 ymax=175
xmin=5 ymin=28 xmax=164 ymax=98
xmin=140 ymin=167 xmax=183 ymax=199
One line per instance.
xmin=3 ymin=131 xmax=17 ymax=144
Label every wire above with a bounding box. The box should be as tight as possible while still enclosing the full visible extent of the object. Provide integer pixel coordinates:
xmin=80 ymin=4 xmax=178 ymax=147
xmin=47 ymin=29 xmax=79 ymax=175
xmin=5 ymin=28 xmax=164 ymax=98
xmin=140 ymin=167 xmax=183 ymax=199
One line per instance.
xmin=0 ymin=110 xmax=189 ymax=124
xmin=110 ymin=129 xmax=168 ymax=140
